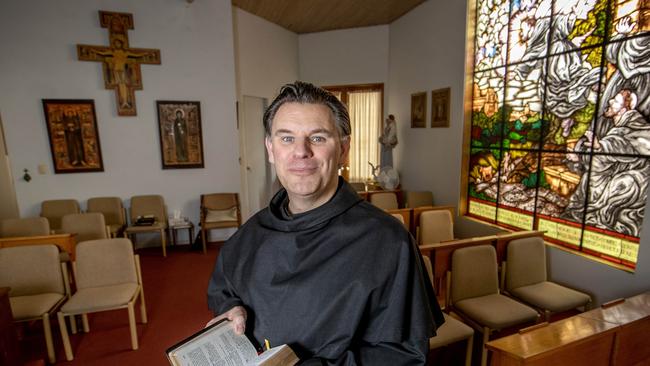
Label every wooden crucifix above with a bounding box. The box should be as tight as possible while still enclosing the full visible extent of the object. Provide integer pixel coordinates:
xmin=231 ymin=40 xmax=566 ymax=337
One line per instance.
xmin=77 ymin=11 xmax=161 ymax=116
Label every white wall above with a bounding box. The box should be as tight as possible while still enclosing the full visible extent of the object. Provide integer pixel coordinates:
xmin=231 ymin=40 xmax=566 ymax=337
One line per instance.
xmin=0 ymin=0 xmax=239 ymax=243
xmin=390 ymin=1 xmax=650 ymax=304
xmin=299 ymin=26 xmax=389 ymax=87
xmin=232 ymin=8 xmax=299 ymax=218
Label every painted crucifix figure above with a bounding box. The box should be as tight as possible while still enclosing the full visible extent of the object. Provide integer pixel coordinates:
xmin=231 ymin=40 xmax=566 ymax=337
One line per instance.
xmin=77 ymin=11 xmax=161 ymax=116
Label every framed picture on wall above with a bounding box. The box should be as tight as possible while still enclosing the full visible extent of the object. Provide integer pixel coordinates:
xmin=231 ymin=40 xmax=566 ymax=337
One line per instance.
xmin=431 ymin=87 xmax=450 ymax=128
xmin=42 ymin=99 xmax=104 ymax=174
xmin=411 ymin=92 xmax=427 ymax=128
xmin=156 ymin=101 xmax=204 ymax=169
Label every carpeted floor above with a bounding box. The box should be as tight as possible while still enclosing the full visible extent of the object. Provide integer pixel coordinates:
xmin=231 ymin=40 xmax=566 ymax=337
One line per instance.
xmin=20 ymin=243 xmax=221 ymax=365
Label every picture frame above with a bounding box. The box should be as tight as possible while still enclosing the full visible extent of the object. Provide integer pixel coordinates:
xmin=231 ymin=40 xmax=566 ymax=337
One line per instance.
xmin=411 ymin=92 xmax=427 ymax=128
xmin=42 ymin=99 xmax=104 ymax=174
xmin=431 ymin=87 xmax=451 ymax=128
xmin=156 ymin=101 xmax=204 ymax=169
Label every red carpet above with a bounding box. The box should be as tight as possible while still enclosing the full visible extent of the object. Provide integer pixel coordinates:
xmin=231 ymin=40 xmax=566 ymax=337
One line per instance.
xmin=21 ymin=243 xmax=221 ymax=365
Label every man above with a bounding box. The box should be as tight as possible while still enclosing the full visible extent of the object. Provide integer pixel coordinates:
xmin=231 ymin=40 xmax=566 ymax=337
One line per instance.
xmin=207 ymin=81 xmax=443 ymax=365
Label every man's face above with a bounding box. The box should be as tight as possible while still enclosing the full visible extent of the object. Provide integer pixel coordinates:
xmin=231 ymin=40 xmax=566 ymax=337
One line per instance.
xmin=265 ymin=102 xmax=349 ymax=205
xmin=604 ymin=93 xmax=625 ymax=118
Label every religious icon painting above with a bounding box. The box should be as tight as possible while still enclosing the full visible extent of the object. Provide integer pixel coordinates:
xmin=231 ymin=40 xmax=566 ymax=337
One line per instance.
xmin=156 ymin=101 xmax=204 ymax=169
xmin=42 ymin=99 xmax=104 ymax=174
xmin=411 ymin=92 xmax=427 ymax=128
xmin=431 ymin=87 xmax=450 ymax=128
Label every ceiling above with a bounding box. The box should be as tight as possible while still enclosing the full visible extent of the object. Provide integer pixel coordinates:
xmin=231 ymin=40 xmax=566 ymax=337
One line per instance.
xmin=232 ymin=0 xmax=427 ymax=34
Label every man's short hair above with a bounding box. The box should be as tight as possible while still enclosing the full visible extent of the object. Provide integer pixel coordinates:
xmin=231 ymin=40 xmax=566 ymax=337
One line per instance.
xmin=263 ymin=81 xmax=351 ymax=139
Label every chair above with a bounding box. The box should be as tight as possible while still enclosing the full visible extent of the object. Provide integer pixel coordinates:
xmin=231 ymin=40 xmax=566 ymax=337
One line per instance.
xmin=41 ymin=199 xmax=80 ymax=233
xmin=60 ymin=213 xmax=108 ymax=263
xmin=422 ymin=255 xmax=474 ymax=366
xmin=200 ymin=193 xmax=241 ymax=254
xmin=87 ymin=197 xmax=126 ymax=238
xmin=406 ymin=190 xmax=434 ymax=208
xmin=124 ymin=195 xmax=168 ymax=257
xmin=419 ymin=209 xmax=454 ymax=245
xmin=449 ymin=245 xmax=538 ymax=366
xmin=0 ymin=217 xmax=50 ymax=237
xmin=0 ymin=244 xmax=68 ymax=363
xmin=57 ymin=238 xmax=147 ymax=361
xmin=349 ymin=182 xmax=366 ymax=192
xmin=369 ymin=192 xmax=398 ymax=210
xmin=505 ymin=236 xmax=591 ymax=321
xmin=391 ymin=213 xmax=405 ymax=225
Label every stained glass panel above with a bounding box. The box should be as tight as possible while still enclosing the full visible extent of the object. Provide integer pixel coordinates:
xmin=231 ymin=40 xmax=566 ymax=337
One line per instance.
xmin=467 ymin=0 xmax=650 ymax=269
xmin=475 ymin=0 xmax=510 ymax=72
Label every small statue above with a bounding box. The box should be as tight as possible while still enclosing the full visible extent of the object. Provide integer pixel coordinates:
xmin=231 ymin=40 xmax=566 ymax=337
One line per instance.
xmin=378 ymin=114 xmax=398 ymax=168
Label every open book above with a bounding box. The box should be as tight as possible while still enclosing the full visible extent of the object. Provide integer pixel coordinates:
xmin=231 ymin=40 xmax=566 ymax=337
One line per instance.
xmin=166 ymin=319 xmax=299 ymax=366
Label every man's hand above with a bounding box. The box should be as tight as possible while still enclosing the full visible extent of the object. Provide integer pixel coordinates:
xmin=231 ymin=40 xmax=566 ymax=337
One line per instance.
xmin=206 ymin=306 xmax=247 ymax=335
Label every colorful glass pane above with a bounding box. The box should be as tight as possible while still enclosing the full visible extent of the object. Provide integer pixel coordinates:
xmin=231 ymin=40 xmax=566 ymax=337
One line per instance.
xmin=472 ymin=68 xmax=507 ymax=148
xmin=475 ymin=0 xmax=510 ymax=72
xmin=608 ymin=0 xmax=650 ymax=39
xmin=468 ymin=148 xmax=499 ymax=204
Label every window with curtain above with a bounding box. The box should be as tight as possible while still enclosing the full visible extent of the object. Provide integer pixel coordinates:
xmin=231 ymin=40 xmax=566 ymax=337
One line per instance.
xmin=464 ymin=0 xmax=650 ymax=270
xmin=324 ymin=84 xmax=383 ymax=182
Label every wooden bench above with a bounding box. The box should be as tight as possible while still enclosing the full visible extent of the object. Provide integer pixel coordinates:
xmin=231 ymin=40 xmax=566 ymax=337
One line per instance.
xmin=486 ymin=292 xmax=650 ymax=366
xmin=0 ymin=233 xmax=77 ymax=260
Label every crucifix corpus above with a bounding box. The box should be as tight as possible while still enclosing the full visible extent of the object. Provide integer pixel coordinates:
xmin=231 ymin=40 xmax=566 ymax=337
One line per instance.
xmin=77 ymin=11 xmax=161 ymax=116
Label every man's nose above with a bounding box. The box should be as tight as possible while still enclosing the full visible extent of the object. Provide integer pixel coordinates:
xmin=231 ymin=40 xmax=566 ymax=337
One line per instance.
xmin=293 ymin=137 xmax=313 ymax=158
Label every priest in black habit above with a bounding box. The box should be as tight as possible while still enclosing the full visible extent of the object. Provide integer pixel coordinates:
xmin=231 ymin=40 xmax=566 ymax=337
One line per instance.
xmin=207 ymin=81 xmax=444 ymax=365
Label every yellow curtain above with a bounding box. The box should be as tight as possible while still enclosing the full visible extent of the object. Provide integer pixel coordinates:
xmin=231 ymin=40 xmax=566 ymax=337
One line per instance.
xmin=348 ymin=91 xmax=381 ymax=181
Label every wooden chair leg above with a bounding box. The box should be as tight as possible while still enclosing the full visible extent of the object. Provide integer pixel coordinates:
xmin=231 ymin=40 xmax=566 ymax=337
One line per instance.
xmin=201 ymin=228 xmax=207 ymax=254
xmin=128 ymin=303 xmax=138 ymax=350
xmin=140 ymin=287 xmax=148 ymax=323
xmin=58 ymin=312 xmax=74 ymax=361
xmin=465 ymin=334 xmax=474 ymax=366
xmin=82 ymin=314 xmax=90 ymax=332
xmin=70 ymin=314 xmax=78 ymax=334
xmin=161 ymin=229 xmax=167 ymax=257
xmin=481 ymin=327 xmax=490 ymax=366
xmin=42 ymin=313 xmax=56 ymax=364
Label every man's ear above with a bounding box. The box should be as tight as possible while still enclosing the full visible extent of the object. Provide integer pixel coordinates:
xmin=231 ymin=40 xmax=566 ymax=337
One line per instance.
xmin=340 ymin=137 xmax=351 ymax=164
xmin=265 ymin=136 xmax=275 ymax=164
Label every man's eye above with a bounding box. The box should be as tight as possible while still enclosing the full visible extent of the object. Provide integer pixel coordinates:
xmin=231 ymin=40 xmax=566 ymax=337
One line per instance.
xmin=280 ymin=136 xmax=294 ymax=143
xmin=311 ymin=136 xmax=326 ymax=143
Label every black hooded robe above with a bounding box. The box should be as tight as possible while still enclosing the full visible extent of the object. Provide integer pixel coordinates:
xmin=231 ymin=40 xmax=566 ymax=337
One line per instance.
xmin=207 ymin=178 xmax=444 ymax=365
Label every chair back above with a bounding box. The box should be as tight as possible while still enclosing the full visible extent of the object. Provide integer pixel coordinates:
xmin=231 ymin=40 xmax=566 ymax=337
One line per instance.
xmin=61 ymin=213 xmax=108 ymax=242
xmin=422 ymin=255 xmax=435 ymax=285
xmin=201 ymin=193 xmax=241 ymax=224
xmin=41 ymin=199 xmax=80 ymax=231
xmin=87 ymin=197 xmax=125 ymax=226
xmin=349 ymin=182 xmax=366 ymax=192
xmin=370 ymin=192 xmax=398 ymax=210
xmin=0 ymin=217 xmax=50 ymax=237
xmin=419 ymin=210 xmax=453 ymax=244
xmin=129 ymin=195 xmax=166 ymax=224
xmin=451 ymin=245 xmax=499 ymax=304
xmin=74 ymin=238 xmax=138 ymax=290
xmin=506 ymin=236 xmax=547 ymax=292
xmin=391 ymin=213 xmax=405 ymax=225
xmin=0 ymin=245 xmax=64 ymax=297
xmin=407 ymin=191 xmax=434 ymax=208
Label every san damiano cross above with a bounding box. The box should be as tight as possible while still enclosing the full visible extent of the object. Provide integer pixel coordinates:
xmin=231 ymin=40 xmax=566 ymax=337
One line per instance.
xmin=77 ymin=11 xmax=161 ymax=116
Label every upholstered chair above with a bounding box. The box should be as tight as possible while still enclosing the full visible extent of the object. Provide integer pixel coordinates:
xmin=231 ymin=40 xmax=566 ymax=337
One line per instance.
xmin=0 ymin=217 xmax=50 ymax=237
xmin=369 ymin=192 xmax=398 ymax=210
xmin=87 ymin=197 xmax=126 ymax=238
xmin=57 ymin=238 xmax=147 ymax=361
xmin=450 ymin=245 xmax=539 ymax=366
xmin=419 ymin=209 xmax=454 ymax=245
xmin=0 ymin=244 xmax=68 ymax=363
xmin=200 ymin=193 xmax=241 ymax=254
xmin=505 ymin=236 xmax=592 ymax=321
xmin=124 ymin=195 xmax=168 ymax=256
xmin=41 ymin=199 xmax=81 ymax=233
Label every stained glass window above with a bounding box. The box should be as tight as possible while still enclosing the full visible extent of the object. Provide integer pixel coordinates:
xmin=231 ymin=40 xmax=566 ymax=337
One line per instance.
xmin=466 ymin=0 xmax=650 ymax=270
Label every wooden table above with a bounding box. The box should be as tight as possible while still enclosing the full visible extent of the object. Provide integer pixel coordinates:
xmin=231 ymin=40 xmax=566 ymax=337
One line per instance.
xmin=486 ymin=315 xmax=619 ymax=366
xmin=0 ymin=233 xmax=77 ymax=260
xmin=578 ymin=292 xmax=650 ymax=366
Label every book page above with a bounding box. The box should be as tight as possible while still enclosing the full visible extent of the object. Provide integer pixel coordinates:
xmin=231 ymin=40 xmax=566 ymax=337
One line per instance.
xmin=169 ymin=321 xmax=258 ymax=366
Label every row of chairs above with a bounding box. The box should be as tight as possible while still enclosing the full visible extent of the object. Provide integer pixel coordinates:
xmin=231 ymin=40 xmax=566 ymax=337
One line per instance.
xmin=0 ymin=239 xmax=146 ymax=363
xmin=365 ymin=190 xmax=434 ymax=210
xmin=0 ymin=193 xmax=242 ymax=256
xmin=440 ymin=238 xmax=591 ymax=366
